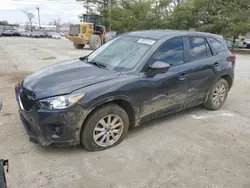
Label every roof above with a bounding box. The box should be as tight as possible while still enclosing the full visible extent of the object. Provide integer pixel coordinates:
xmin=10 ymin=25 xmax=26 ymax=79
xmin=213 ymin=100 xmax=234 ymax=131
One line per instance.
xmin=127 ymin=30 xmax=222 ymax=40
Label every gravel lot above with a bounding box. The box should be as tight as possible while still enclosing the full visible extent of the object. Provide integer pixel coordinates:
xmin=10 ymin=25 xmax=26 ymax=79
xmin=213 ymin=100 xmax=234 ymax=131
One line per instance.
xmin=0 ymin=37 xmax=250 ymax=188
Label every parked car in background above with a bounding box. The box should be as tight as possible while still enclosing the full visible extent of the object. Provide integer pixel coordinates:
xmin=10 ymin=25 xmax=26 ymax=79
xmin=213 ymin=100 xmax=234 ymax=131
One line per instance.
xmin=22 ymin=31 xmax=30 ymax=37
xmin=31 ymin=31 xmax=46 ymax=38
xmin=2 ymin=30 xmax=13 ymax=36
xmin=42 ymin=30 xmax=53 ymax=38
xmin=15 ymin=30 xmax=235 ymax=151
xmin=238 ymin=41 xmax=247 ymax=48
xmin=225 ymin=38 xmax=247 ymax=49
xmin=39 ymin=31 xmax=46 ymax=38
xmin=243 ymin=38 xmax=250 ymax=49
xmin=30 ymin=32 xmax=35 ymax=37
xmin=43 ymin=31 xmax=50 ymax=38
xmin=60 ymin=32 xmax=66 ymax=37
xmin=20 ymin=31 xmax=25 ymax=36
xmin=52 ymin=32 xmax=61 ymax=39
xmin=12 ymin=30 xmax=22 ymax=36
xmin=0 ymin=30 xmax=2 ymax=37
xmin=45 ymin=32 xmax=53 ymax=38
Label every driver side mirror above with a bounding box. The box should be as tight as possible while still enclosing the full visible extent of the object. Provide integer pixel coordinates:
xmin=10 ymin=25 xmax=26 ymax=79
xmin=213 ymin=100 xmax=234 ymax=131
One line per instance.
xmin=149 ymin=61 xmax=170 ymax=74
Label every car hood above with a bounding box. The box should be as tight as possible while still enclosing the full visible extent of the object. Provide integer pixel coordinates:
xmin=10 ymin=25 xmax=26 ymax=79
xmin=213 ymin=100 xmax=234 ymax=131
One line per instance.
xmin=23 ymin=58 xmax=120 ymax=99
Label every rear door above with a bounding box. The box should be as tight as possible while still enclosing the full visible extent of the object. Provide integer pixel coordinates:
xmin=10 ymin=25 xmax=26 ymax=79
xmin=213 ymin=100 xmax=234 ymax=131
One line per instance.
xmin=183 ymin=36 xmax=217 ymax=109
xmin=207 ymin=37 xmax=235 ymax=84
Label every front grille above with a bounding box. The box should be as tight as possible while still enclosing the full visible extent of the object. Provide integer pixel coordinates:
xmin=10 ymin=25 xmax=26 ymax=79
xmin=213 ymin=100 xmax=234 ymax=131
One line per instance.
xmin=19 ymin=91 xmax=35 ymax=111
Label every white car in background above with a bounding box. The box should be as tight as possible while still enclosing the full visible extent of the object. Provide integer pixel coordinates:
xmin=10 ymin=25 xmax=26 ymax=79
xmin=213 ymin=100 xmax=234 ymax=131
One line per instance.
xmin=243 ymin=38 xmax=250 ymax=49
xmin=52 ymin=32 xmax=61 ymax=39
xmin=238 ymin=42 xmax=247 ymax=48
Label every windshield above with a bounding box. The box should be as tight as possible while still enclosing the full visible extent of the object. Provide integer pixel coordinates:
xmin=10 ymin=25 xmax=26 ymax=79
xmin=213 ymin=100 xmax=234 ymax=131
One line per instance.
xmin=87 ymin=36 xmax=154 ymax=71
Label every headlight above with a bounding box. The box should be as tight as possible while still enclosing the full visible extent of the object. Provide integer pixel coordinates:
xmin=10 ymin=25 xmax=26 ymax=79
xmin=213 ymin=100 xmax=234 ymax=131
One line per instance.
xmin=39 ymin=94 xmax=85 ymax=110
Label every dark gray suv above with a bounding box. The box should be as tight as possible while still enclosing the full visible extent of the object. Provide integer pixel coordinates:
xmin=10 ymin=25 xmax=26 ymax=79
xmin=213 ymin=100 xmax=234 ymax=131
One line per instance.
xmin=15 ymin=30 xmax=235 ymax=151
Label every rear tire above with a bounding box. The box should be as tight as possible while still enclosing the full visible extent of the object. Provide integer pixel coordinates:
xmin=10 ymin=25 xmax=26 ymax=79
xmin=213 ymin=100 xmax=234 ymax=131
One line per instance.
xmin=89 ymin=35 xmax=101 ymax=50
xmin=81 ymin=104 xmax=129 ymax=151
xmin=203 ymin=78 xmax=229 ymax=111
xmin=73 ymin=42 xmax=85 ymax=49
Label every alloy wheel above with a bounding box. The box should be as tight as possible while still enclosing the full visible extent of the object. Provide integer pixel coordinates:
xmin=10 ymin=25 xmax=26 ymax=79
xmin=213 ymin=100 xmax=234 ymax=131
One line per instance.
xmin=212 ymin=84 xmax=226 ymax=106
xmin=93 ymin=114 xmax=124 ymax=147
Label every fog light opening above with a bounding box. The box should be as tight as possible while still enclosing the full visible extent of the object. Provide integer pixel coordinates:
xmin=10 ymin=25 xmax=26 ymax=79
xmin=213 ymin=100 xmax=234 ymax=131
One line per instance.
xmin=51 ymin=124 xmax=63 ymax=138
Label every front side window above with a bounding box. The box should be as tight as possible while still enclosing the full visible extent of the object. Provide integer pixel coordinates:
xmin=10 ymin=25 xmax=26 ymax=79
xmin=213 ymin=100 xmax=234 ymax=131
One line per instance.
xmin=151 ymin=38 xmax=184 ymax=66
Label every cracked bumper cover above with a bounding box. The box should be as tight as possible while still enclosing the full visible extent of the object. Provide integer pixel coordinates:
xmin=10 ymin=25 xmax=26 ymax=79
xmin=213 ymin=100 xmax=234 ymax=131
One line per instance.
xmin=18 ymin=103 xmax=85 ymax=146
xmin=15 ymin=83 xmax=86 ymax=146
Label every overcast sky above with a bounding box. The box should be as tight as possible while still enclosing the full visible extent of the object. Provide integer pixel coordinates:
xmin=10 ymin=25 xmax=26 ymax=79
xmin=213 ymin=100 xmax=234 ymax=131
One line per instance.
xmin=0 ymin=0 xmax=85 ymax=24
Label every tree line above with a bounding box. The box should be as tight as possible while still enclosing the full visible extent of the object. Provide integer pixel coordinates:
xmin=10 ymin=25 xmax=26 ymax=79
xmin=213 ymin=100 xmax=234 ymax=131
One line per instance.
xmin=0 ymin=20 xmax=9 ymax=26
xmin=77 ymin=0 xmax=250 ymax=37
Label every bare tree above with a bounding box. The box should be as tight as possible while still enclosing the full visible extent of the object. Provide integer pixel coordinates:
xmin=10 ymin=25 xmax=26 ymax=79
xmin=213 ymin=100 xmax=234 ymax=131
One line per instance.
xmin=49 ymin=18 xmax=61 ymax=26
xmin=23 ymin=10 xmax=35 ymax=31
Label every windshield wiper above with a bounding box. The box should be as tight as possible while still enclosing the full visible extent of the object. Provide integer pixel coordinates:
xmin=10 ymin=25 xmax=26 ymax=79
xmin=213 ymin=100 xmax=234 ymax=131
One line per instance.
xmin=81 ymin=57 xmax=107 ymax=69
xmin=88 ymin=60 xmax=107 ymax=69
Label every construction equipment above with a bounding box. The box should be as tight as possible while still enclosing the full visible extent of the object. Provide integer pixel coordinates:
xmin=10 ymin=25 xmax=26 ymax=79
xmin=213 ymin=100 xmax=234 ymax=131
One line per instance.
xmin=66 ymin=14 xmax=109 ymax=50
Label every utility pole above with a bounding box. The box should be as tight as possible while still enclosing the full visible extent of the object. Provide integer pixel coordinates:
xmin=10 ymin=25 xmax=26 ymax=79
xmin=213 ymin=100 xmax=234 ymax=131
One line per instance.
xmin=36 ymin=7 xmax=41 ymax=29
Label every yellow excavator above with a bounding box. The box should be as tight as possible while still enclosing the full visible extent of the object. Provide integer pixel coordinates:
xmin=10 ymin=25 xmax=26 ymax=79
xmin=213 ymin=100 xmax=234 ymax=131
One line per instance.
xmin=66 ymin=14 xmax=117 ymax=50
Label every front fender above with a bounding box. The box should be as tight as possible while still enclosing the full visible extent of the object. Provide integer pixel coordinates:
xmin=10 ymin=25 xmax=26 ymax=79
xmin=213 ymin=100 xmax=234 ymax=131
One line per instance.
xmin=74 ymin=95 xmax=140 ymax=144
xmin=88 ymin=95 xmax=137 ymax=112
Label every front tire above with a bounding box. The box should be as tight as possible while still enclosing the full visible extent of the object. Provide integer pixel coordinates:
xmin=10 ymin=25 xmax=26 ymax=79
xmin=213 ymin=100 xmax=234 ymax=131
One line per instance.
xmin=204 ymin=78 xmax=229 ymax=111
xmin=73 ymin=42 xmax=85 ymax=49
xmin=81 ymin=104 xmax=129 ymax=151
xmin=89 ymin=35 xmax=101 ymax=50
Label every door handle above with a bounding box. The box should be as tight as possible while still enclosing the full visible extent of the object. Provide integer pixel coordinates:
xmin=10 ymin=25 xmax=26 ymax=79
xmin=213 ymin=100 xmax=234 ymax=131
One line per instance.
xmin=213 ymin=62 xmax=220 ymax=67
xmin=179 ymin=73 xmax=188 ymax=81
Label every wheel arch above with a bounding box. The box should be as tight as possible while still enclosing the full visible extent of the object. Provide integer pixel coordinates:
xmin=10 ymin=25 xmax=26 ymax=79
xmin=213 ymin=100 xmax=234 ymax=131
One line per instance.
xmin=220 ymin=74 xmax=233 ymax=90
xmin=80 ymin=96 xmax=139 ymax=135
xmin=205 ymin=73 xmax=233 ymax=103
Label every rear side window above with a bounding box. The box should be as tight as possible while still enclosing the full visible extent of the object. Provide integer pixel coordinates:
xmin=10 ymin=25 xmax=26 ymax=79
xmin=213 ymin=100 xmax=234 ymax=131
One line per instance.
xmin=207 ymin=38 xmax=222 ymax=55
xmin=188 ymin=37 xmax=211 ymax=61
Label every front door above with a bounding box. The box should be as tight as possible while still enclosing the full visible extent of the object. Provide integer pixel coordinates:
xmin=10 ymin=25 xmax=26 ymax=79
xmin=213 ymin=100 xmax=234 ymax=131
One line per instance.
xmin=140 ymin=37 xmax=189 ymax=121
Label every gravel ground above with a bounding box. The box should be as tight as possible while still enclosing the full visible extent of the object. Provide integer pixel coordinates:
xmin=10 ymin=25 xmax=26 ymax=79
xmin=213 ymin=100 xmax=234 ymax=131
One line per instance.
xmin=0 ymin=37 xmax=250 ymax=188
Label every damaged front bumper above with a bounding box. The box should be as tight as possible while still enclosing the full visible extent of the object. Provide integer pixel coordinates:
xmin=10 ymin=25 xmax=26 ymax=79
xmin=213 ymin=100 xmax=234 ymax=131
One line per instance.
xmin=15 ymin=86 xmax=85 ymax=147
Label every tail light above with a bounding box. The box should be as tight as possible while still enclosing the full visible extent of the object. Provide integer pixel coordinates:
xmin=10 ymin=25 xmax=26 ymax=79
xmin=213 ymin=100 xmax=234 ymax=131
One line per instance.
xmin=228 ymin=54 xmax=236 ymax=69
xmin=229 ymin=54 xmax=236 ymax=62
